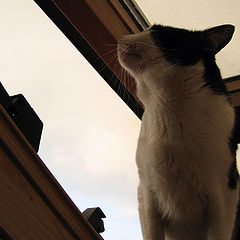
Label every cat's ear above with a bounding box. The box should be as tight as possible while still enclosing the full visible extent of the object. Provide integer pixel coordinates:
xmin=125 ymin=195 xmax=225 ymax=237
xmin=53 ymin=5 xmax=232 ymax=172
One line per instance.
xmin=203 ymin=24 xmax=235 ymax=54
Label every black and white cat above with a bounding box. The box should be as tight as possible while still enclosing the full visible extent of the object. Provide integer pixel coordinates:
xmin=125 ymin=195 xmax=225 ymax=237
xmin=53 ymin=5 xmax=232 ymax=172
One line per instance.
xmin=117 ymin=24 xmax=239 ymax=240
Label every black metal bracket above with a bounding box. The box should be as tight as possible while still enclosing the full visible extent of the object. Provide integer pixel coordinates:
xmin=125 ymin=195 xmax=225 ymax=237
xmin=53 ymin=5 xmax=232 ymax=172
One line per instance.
xmin=83 ymin=207 xmax=106 ymax=235
xmin=0 ymin=82 xmax=43 ymax=152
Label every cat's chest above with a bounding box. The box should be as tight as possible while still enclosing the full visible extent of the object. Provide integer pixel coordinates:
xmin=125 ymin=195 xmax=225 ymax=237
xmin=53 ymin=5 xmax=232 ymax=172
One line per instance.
xmin=136 ymin=112 xmax=182 ymax=168
xmin=135 ymin=104 xmax=234 ymax=193
xmin=135 ymin=110 xmax=216 ymax=188
xmin=135 ymin=122 xmax=174 ymax=184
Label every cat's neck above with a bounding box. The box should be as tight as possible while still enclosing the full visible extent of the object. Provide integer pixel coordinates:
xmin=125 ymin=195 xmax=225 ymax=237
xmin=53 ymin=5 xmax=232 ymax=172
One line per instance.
xmin=136 ymin=61 xmax=205 ymax=113
xmin=137 ymin=61 xmax=209 ymax=143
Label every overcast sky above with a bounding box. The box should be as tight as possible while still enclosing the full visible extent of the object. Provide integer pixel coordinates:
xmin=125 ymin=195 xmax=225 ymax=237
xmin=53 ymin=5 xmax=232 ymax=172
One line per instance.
xmin=0 ymin=1 xmax=239 ymax=240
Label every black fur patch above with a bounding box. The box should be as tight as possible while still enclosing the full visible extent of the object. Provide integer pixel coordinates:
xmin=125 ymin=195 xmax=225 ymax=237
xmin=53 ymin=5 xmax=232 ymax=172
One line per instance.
xmin=228 ymin=108 xmax=240 ymax=189
xmin=150 ymin=25 xmax=230 ymax=97
xmin=202 ymin=56 xmax=230 ymax=97
xmin=150 ymin=25 xmax=204 ymax=66
xmin=231 ymin=190 xmax=240 ymax=240
xmin=228 ymin=161 xmax=239 ymax=189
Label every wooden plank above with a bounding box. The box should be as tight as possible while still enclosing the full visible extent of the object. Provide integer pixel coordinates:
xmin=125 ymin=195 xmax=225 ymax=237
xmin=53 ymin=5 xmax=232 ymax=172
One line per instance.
xmin=226 ymin=80 xmax=240 ymax=92
xmin=0 ymin=105 xmax=102 ymax=240
xmin=0 ymin=145 xmax=75 ymax=240
xmin=230 ymin=91 xmax=240 ymax=107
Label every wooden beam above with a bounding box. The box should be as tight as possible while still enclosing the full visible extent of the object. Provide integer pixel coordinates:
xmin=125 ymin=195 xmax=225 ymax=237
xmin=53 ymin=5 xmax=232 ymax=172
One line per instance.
xmin=230 ymin=91 xmax=240 ymax=107
xmin=226 ymin=80 xmax=240 ymax=92
xmin=225 ymin=75 xmax=240 ymax=107
xmin=0 ymin=104 xmax=102 ymax=239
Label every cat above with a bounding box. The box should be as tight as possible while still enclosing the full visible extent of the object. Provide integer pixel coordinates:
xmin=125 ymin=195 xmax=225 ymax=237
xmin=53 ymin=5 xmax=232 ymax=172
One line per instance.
xmin=117 ymin=24 xmax=239 ymax=240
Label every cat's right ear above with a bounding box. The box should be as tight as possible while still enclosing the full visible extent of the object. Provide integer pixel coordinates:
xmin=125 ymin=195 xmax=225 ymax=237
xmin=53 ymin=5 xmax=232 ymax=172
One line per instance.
xmin=203 ymin=24 xmax=235 ymax=54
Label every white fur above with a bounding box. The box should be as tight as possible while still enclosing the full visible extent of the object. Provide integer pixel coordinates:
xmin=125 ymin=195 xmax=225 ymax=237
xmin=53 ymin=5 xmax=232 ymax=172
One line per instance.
xmin=118 ymin=29 xmax=239 ymax=240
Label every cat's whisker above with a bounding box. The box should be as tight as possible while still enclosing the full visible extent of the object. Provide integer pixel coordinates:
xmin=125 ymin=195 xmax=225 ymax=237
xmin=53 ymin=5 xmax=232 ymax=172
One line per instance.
xmin=101 ymin=48 xmax=118 ymax=57
xmin=114 ymin=52 xmax=143 ymax=112
xmin=109 ymin=57 xmax=126 ymax=97
xmin=98 ymin=54 xmax=118 ymax=73
xmin=103 ymin=43 xmax=118 ymax=47
xmin=120 ymin=68 xmax=140 ymax=109
xmin=91 ymin=48 xmax=117 ymax=67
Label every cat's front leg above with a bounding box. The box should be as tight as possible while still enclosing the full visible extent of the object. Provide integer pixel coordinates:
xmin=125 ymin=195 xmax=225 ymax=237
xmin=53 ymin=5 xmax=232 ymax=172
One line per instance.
xmin=138 ymin=184 xmax=165 ymax=240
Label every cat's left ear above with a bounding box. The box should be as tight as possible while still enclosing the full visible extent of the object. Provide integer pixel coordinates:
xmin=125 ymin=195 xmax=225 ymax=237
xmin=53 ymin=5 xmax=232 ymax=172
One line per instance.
xmin=203 ymin=24 xmax=235 ymax=54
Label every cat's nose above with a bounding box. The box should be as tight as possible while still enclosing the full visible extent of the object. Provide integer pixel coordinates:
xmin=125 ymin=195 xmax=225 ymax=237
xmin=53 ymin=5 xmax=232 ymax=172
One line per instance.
xmin=118 ymin=37 xmax=136 ymax=53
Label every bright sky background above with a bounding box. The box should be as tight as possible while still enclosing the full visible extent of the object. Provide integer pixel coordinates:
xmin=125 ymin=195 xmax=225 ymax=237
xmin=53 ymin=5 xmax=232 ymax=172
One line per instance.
xmin=0 ymin=1 xmax=239 ymax=240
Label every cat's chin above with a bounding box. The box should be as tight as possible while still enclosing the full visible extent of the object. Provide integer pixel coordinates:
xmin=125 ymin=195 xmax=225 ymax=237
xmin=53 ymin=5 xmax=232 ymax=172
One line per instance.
xmin=118 ymin=47 xmax=142 ymax=63
xmin=118 ymin=53 xmax=144 ymax=76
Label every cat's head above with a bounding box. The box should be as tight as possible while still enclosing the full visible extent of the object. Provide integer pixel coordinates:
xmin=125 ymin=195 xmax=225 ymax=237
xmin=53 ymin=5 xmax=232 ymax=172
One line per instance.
xmin=117 ymin=24 xmax=234 ymax=78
